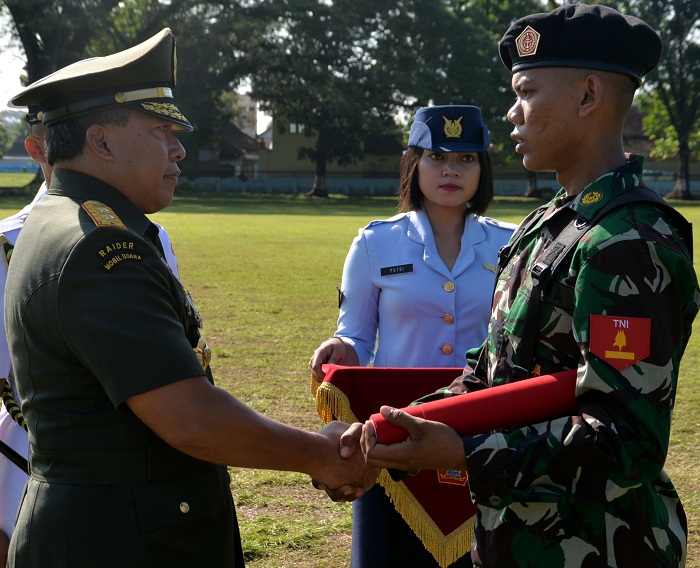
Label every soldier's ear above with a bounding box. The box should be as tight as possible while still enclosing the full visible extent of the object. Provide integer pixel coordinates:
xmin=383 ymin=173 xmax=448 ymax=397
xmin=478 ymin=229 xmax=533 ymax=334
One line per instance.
xmin=578 ymin=74 xmax=604 ymax=117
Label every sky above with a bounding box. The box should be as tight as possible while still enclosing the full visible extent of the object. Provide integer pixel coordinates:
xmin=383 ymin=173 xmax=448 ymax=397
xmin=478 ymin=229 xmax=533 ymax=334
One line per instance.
xmin=0 ymin=45 xmax=26 ymax=112
xmin=0 ymin=44 xmax=272 ymax=132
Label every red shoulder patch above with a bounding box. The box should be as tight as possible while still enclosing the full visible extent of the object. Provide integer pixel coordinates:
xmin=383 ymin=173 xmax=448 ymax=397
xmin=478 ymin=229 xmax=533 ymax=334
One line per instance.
xmin=589 ymin=315 xmax=651 ymax=370
xmin=437 ymin=470 xmax=468 ymax=486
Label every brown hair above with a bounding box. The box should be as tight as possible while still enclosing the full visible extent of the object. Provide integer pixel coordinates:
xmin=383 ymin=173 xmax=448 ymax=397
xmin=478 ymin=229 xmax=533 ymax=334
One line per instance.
xmin=397 ymin=147 xmax=494 ymax=215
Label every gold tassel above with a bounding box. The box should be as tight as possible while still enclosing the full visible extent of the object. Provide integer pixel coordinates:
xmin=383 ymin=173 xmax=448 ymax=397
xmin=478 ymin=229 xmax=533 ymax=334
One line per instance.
xmin=2 ymin=383 xmax=27 ymax=431
xmin=379 ymin=470 xmax=475 ymax=568
xmin=314 ymin=382 xmax=358 ymax=424
xmin=313 ymin=383 xmax=474 ymax=566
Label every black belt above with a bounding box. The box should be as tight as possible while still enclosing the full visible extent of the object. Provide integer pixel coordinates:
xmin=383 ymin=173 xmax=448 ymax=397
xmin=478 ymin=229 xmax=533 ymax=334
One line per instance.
xmin=30 ymin=442 xmax=217 ymax=485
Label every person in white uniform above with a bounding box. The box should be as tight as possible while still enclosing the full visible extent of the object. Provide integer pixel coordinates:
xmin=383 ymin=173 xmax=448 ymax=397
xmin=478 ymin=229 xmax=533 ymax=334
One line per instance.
xmin=0 ymin=108 xmax=180 ymax=564
xmin=308 ymin=105 xmax=516 ymax=567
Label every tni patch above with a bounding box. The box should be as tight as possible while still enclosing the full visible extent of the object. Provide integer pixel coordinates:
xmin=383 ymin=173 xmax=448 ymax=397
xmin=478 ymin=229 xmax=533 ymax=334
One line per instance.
xmin=589 ymin=315 xmax=651 ymax=370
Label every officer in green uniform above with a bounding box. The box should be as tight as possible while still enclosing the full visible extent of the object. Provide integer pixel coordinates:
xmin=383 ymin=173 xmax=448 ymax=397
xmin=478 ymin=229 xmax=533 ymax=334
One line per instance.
xmin=6 ymin=29 xmax=377 ymax=568
xmin=345 ymin=5 xmax=699 ymax=567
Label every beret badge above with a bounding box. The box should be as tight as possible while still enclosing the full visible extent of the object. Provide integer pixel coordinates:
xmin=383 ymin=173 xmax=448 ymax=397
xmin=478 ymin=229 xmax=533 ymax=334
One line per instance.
xmin=515 ymin=25 xmax=540 ymax=57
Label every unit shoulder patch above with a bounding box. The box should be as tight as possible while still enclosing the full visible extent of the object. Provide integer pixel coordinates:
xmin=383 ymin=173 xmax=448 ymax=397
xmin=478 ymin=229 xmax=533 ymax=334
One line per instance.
xmin=589 ymin=315 xmax=651 ymax=370
xmin=82 ymin=200 xmax=127 ymax=230
xmin=96 ymin=238 xmax=143 ymax=271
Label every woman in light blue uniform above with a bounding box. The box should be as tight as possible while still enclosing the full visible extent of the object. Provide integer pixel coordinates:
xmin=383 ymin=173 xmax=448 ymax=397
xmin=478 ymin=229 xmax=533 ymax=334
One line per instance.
xmin=309 ymin=105 xmax=516 ymax=567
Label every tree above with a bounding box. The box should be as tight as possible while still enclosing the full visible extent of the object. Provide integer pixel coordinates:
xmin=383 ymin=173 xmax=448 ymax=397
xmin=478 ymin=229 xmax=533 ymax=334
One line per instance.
xmin=241 ymin=0 xmax=401 ymax=196
xmin=243 ymin=0 xmax=547 ymax=196
xmin=611 ymin=0 xmax=700 ymax=199
xmin=0 ymin=0 xmax=254 ymax=171
xmin=0 ymin=110 xmax=24 ymax=157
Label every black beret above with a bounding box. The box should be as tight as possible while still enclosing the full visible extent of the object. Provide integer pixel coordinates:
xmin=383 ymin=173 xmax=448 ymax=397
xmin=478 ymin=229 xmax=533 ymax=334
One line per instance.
xmin=10 ymin=28 xmax=192 ymax=131
xmin=499 ymin=4 xmax=662 ymax=84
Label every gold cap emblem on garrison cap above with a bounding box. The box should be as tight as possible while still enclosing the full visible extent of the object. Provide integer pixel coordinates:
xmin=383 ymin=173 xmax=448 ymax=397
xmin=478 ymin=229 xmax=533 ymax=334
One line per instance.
xmin=443 ymin=116 xmax=463 ymax=139
xmin=516 ymin=25 xmax=540 ymax=57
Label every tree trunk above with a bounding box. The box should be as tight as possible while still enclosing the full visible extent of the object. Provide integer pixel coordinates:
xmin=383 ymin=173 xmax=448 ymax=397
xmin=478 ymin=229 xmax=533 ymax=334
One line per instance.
xmin=307 ymin=149 xmax=329 ymax=197
xmin=664 ymin=140 xmax=692 ymax=200
xmin=523 ymin=171 xmax=538 ymax=197
xmin=680 ymin=143 xmax=692 ymax=199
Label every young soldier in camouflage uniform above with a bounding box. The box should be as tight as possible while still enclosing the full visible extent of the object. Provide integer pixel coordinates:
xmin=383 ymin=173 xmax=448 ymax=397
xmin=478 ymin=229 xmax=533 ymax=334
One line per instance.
xmin=343 ymin=5 xmax=700 ymax=567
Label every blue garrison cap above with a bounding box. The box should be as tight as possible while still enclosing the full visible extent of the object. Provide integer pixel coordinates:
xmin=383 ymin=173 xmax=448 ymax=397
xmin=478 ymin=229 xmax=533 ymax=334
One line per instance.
xmin=407 ymin=105 xmax=490 ymax=153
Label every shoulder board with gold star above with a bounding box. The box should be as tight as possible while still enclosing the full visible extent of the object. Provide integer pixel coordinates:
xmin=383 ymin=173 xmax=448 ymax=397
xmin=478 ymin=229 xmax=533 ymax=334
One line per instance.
xmin=82 ymin=200 xmax=127 ymax=230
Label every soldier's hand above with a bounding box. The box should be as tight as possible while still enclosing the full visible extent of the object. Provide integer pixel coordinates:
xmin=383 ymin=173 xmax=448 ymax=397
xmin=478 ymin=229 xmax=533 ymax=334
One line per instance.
xmin=361 ymin=406 xmax=467 ymax=473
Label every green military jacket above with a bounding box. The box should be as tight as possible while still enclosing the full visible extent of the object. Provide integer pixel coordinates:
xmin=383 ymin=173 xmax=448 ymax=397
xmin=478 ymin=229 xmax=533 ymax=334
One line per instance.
xmin=5 ymin=169 xmax=243 ymax=567
xmin=455 ymin=156 xmax=698 ymax=567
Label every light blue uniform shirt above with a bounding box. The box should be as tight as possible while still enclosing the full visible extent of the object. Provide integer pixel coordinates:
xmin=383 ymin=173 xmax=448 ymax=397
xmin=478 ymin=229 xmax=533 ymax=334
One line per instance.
xmin=336 ymin=209 xmax=515 ymax=368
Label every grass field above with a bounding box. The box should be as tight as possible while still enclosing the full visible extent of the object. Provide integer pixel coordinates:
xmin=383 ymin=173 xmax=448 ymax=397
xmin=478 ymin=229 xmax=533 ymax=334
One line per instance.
xmin=0 ymin=183 xmax=699 ymax=567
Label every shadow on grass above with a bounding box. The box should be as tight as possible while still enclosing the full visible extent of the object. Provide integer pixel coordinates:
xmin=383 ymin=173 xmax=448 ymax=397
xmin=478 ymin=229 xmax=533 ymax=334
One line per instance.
xmin=168 ymin=189 xmax=547 ymax=217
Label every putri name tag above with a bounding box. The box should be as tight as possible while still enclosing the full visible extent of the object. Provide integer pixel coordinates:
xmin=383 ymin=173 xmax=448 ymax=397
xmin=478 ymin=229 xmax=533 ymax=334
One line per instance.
xmin=589 ymin=315 xmax=651 ymax=370
xmin=380 ymin=263 xmax=413 ymax=277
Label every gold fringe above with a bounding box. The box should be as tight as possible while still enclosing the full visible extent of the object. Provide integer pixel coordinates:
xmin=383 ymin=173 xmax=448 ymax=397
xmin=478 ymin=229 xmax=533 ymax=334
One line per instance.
xmin=379 ymin=470 xmax=474 ymax=568
xmin=314 ymin=381 xmax=359 ymax=424
xmin=314 ymin=382 xmax=474 ymax=567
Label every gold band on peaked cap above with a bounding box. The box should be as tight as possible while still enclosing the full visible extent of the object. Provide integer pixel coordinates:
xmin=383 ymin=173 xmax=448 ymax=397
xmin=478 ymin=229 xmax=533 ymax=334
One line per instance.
xmin=10 ymin=28 xmax=192 ymax=132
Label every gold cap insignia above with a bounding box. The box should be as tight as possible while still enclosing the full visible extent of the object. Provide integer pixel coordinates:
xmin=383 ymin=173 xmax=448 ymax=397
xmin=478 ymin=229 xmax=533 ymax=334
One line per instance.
xmin=443 ymin=116 xmax=463 ymax=139
xmin=516 ymin=26 xmax=540 ymax=58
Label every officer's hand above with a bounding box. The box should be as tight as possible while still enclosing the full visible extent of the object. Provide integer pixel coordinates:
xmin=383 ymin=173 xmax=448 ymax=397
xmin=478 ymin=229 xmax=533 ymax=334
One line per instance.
xmin=361 ymin=406 xmax=467 ymax=473
xmin=312 ymin=421 xmax=379 ymax=502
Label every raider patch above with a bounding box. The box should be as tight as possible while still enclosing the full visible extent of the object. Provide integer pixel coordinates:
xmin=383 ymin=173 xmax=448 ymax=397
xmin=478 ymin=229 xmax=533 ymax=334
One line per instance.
xmin=589 ymin=315 xmax=651 ymax=370
xmin=97 ymin=240 xmax=143 ymax=271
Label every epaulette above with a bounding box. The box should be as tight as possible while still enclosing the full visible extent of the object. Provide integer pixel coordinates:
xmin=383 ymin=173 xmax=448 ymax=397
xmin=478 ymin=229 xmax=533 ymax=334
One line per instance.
xmin=365 ymin=213 xmax=407 ymax=228
xmin=482 ymin=216 xmax=518 ymax=231
xmin=82 ymin=200 xmax=127 ymax=230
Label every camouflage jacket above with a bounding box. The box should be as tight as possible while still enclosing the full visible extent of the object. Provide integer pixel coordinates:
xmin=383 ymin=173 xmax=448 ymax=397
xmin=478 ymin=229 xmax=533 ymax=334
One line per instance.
xmin=457 ymin=156 xmax=699 ymax=567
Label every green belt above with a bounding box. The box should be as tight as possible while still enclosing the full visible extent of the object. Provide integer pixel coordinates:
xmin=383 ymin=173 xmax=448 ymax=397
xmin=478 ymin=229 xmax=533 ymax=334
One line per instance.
xmin=30 ymin=442 xmax=217 ymax=485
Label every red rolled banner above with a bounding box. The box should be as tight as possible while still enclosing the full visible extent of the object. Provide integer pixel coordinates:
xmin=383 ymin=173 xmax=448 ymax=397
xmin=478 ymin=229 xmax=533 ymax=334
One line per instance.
xmin=370 ymin=369 xmax=578 ymax=445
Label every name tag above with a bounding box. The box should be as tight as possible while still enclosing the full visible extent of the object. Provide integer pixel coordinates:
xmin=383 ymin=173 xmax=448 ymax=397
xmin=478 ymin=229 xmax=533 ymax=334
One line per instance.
xmin=380 ymin=263 xmax=413 ymax=276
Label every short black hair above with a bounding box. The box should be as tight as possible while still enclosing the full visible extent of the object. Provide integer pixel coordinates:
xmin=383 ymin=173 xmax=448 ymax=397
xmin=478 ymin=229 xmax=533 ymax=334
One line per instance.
xmin=45 ymin=107 xmax=130 ymax=165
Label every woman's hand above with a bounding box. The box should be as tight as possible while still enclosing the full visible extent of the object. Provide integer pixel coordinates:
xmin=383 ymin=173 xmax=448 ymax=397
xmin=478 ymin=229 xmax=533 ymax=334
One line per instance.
xmin=308 ymin=337 xmax=359 ymax=382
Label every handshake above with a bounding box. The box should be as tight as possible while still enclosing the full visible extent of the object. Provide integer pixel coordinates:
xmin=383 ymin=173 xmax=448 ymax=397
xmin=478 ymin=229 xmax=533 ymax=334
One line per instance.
xmin=311 ymin=405 xmax=468 ymax=502
xmin=308 ymin=367 xmax=578 ymax=502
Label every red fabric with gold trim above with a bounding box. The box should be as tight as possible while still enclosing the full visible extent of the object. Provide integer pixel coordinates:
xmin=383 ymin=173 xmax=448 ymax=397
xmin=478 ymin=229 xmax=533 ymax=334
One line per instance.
xmin=369 ymin=369 xmax=578 ymax=445
xmin=589 ymin=315 xmax=651 ymax=370
xmin=313 ymin=365 xmax=473 ymax=566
